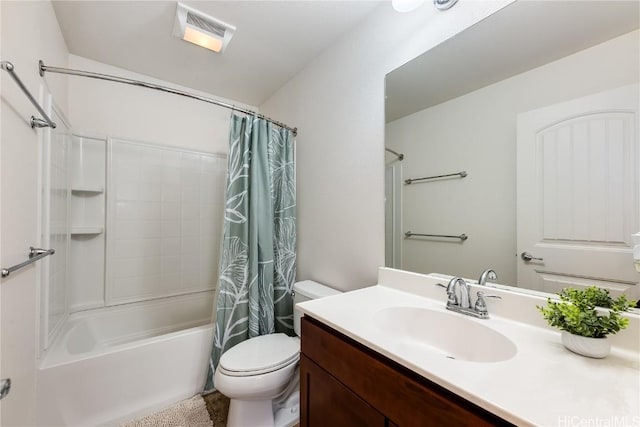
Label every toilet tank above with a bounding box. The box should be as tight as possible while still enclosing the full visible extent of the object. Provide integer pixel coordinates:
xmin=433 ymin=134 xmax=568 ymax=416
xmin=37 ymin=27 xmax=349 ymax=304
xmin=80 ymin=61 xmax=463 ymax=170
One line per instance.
xmin=293 ymin=280 xmax=341 ymax=336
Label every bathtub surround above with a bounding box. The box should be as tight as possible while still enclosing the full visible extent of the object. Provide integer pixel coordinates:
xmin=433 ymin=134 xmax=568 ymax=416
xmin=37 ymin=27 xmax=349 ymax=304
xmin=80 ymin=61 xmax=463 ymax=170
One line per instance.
xmin=66 ymin=136 xmax=105 ymax=311
xmin=207 ymin=114 xmax=296 ymax=391
xmin=106 ymin=139 xmax=226 ymax=306
xmin=36 ymin=129 xmax=227 ymax=345
xmin=34 ymin=122 xmax=228 ymax=424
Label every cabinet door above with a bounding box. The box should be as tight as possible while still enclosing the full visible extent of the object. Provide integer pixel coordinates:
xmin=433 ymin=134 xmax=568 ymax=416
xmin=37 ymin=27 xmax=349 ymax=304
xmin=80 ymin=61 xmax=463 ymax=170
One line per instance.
xmin=300 ymin=355 xmax=386 ymax=427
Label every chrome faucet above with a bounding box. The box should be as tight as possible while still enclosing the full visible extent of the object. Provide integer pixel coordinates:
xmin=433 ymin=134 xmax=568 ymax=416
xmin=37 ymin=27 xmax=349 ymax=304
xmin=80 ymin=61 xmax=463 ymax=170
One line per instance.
xmin=477 ymin=268 xmax=497 ymax=286
xmin=441 ymin=277 xmax=501 ymax=319
xmin=449 ymin=277 xmax=472 ymax=309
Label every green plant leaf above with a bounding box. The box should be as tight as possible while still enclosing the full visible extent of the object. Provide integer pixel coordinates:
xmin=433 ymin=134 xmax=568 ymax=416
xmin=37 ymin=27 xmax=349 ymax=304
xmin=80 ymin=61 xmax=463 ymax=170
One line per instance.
xmin=536 ymin=286 xmax=635 ymax=338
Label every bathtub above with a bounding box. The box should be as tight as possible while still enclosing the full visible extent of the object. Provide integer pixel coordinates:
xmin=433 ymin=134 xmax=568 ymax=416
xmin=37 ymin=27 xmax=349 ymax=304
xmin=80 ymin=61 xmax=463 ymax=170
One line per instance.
xmin=36 ymin=291 xmax=215 ymax=426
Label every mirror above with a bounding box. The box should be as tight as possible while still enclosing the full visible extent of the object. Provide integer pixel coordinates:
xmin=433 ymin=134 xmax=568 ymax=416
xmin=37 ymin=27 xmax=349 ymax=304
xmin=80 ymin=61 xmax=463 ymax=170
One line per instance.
xmin=384 ymin=0 xmax=640 ymax=302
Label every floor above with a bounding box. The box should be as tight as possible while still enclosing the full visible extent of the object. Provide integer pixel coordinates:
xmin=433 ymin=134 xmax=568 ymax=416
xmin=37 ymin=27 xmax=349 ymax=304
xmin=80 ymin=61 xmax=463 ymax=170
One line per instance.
xmin=202 ymin=391 xmax=230 ymax=426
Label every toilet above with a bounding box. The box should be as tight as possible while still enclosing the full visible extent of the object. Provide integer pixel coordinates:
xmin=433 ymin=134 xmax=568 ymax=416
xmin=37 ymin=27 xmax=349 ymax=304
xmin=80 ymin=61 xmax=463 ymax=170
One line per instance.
xmin=214 ymin=280 xmax=341 ymax=427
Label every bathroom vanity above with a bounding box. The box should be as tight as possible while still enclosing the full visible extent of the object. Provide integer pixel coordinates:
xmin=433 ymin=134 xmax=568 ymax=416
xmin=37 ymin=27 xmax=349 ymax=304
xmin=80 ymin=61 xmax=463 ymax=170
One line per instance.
xmin=300 ymin=316 xmax=510 ymax=426
xmin=296 ymin=268 xmax=640 ymax=427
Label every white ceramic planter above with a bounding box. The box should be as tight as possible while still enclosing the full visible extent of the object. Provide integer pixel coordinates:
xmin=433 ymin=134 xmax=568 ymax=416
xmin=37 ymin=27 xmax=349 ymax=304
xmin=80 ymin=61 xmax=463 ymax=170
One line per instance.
xmin=561 ymin=331 xmax=610 ymax=358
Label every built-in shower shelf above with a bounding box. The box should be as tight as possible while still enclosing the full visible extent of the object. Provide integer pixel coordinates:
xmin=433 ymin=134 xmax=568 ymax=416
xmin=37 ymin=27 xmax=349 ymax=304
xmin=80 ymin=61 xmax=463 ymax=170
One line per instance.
xmin=71 ymin=185 xmax=104 ymax=194
xmin=70 ymin=227 xmax=104 ymax=235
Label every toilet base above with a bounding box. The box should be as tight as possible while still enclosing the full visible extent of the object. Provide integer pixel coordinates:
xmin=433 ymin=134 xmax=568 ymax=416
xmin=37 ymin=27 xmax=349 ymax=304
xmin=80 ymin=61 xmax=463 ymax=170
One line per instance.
xmin=274 ymin=401 xmax=299 ymax=427
xmin=227 ymin=399 xmax=274 ymax=427
xmin=225 ymin=390 xmax=300 ymax=427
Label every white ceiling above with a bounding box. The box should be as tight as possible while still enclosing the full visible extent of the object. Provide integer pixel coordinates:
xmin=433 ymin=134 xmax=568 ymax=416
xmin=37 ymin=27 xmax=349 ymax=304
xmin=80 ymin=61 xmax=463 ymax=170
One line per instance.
xmin=385 ymin=0 xmax=640 ymax=122
xmin=52 ymin=1 xmax=382 ymax=106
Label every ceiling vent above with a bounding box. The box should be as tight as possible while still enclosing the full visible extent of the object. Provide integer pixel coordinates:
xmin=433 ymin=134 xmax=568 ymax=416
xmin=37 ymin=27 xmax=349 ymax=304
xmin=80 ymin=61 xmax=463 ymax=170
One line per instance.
xmin=172 ymin=3 xmax=235 ymax=53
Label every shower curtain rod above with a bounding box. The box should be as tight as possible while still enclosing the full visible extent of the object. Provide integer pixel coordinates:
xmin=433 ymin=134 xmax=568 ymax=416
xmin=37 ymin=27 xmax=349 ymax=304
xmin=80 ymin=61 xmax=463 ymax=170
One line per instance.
xmin=38 ymin=60 xmax=297 ymax=136
xmin=1 ymin=61 xmax=57 ymax=128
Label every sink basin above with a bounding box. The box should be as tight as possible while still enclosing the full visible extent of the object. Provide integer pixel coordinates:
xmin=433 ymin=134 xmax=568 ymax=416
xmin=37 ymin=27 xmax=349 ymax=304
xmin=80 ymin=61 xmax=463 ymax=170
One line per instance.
xmin=373 ymin=306 xmax=517 ymax=363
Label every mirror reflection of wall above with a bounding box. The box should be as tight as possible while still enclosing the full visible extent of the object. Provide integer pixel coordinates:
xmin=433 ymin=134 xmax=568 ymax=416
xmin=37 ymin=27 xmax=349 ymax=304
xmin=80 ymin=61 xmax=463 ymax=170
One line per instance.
xmin=385 ymin=1 xmax=639 ymax=299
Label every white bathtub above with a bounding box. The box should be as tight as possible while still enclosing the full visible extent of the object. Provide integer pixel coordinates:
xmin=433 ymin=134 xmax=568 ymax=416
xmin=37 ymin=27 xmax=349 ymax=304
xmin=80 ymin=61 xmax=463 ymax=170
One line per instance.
xmin=36 ymin=292 xmax=215 ymax=426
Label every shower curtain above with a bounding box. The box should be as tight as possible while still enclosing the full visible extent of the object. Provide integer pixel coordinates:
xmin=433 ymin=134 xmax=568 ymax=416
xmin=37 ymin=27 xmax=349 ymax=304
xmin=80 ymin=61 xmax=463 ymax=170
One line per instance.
xmin=205 ymin=114 xmax=296 ymax=391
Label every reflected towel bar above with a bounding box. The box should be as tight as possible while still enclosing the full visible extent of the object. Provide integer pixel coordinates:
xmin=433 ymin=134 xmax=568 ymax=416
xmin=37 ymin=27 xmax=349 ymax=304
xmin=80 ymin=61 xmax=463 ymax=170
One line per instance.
xmin=1 ymin=247 xmax=55 ymax=278
xmin=0 ymin=61 xmax=57 ymax=129
xmin=405 ymin=231 xmax=468 ymax=241
xmin=405 ymin=171 xmax=467 ymax=185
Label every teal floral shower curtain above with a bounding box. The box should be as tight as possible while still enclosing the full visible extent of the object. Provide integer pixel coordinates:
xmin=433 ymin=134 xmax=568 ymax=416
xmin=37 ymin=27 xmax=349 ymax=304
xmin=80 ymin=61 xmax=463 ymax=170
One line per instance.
xmin=205 ymin=114 xmax=296 ymax=391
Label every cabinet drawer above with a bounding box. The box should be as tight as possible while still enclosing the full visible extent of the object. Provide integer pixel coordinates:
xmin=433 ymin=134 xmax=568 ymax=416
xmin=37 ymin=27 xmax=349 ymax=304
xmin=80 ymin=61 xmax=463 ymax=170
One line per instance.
xmin=301 ymin=316 xmax=511 ymax=427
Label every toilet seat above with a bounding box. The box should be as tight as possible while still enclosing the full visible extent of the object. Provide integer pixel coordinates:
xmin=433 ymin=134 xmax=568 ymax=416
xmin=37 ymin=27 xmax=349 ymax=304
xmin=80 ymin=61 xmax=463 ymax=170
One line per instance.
xmin=219 ymin=333 xmax=300 ymax=377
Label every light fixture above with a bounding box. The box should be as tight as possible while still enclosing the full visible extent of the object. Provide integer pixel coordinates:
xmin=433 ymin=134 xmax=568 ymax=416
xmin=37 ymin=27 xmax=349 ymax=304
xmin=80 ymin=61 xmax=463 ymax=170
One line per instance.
xmin=392 ymin=0 xmax=425 ymax=13
xmin=172 ymin=3 xmax=235 ymax=53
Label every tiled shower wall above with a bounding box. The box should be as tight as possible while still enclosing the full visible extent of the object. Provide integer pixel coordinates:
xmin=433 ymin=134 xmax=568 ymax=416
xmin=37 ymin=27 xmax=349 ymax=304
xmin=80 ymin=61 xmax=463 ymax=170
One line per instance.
xmin=69 ymin=136 xmax=106 ymax=312
xmin=106 ymin=139 xmax=226 ymax=305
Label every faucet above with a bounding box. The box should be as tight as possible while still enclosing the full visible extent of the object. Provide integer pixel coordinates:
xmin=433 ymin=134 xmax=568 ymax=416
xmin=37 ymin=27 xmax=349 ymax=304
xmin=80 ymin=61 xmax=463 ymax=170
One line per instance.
xmin=446 ymin=277 xmax=471 ymax=309
xmin=477 ymin=268 xmax=497 ymax=286
xmin=441 ymin=277 xmax=501 ymax=319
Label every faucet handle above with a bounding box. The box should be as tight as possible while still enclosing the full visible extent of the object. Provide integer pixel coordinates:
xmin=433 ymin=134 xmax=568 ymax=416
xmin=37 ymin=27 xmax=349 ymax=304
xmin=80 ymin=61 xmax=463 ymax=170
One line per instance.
xmin=474 ymin=291 xmax=502 ymax=314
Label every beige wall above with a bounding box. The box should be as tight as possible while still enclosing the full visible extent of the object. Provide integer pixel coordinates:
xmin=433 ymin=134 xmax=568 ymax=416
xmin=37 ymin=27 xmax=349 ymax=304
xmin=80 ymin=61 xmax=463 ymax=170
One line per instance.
xmin=0 ymin=1 xmax=69 ymax=424
xmin=260 ymin=1 xmax=514 ymax=291
xmin=386 ymin=30 xmax=640 ymax=286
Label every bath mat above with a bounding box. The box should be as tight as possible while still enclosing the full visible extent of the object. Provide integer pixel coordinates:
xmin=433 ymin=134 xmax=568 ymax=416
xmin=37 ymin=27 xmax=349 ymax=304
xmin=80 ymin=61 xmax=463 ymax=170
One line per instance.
xmin=121 ymin=395 xmax=213 ymax=427
xmin=202 ymin=391 xmax=230 ymax=427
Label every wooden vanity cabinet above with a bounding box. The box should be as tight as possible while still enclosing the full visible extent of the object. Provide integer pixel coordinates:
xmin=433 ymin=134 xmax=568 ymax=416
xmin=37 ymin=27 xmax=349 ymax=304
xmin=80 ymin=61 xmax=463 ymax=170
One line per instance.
xmin=300 ymin=316 xmax=513 ymax=427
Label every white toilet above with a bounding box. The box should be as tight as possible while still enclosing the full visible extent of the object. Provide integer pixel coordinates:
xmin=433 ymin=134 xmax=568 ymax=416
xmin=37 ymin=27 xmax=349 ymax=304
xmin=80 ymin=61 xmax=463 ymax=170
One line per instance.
xmin=214 ymin=280 xmax=341 ymax=427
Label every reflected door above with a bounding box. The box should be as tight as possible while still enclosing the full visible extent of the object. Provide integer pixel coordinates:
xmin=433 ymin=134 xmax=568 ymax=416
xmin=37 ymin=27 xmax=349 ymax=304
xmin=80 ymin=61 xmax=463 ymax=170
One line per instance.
xmin=517 ymin=84 xmax=639 ymax=298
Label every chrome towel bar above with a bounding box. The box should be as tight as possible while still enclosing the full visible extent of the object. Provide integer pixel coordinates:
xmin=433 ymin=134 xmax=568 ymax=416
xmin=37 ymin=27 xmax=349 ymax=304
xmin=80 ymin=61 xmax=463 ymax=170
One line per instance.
xmin=1 ymin=247 xmax=55 ymax=278
xmin=405 ymin=170 xmax=467 ymax=185
xmin=0 ymin=61 xmax=57 ymax=129
xmin=405 ymin=231 xmax=468 ymax=241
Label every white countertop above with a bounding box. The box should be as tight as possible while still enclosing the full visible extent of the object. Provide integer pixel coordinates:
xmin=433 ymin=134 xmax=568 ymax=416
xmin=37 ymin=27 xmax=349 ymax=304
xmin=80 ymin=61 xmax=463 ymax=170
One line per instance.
xmin=297 ymin=270 xmax=640 ymax=427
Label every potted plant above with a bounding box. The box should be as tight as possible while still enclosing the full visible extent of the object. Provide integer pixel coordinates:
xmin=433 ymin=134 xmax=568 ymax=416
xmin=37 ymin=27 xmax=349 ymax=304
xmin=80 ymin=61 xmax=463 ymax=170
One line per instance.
xmin=537 ymin=286 xmax=636 ymax=358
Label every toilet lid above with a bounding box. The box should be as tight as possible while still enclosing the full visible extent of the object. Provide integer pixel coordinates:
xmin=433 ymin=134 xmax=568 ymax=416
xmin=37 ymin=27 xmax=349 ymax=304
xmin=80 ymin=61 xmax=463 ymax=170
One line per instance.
xmin=219 ymin=333 xmax=300 ymax=376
